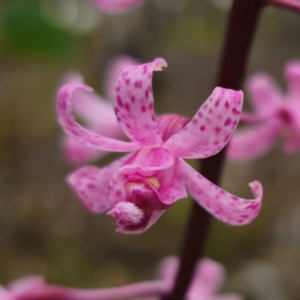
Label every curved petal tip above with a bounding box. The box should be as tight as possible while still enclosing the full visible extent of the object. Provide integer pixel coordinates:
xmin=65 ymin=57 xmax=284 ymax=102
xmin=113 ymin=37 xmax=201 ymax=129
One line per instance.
xmin=153 ymin=58 xmax=168 ymax=71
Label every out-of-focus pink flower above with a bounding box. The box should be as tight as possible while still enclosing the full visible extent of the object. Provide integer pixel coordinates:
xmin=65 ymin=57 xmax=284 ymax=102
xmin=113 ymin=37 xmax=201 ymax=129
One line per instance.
xmin=57 ymin=58 xmax=263 ymax=234
xmin=228 ymin=61 xmax=300 ymax=161
xmin=153 ymin=257 xmax=244 ymax=300
xmin=0 ymin=258 xmax=243 ymax=300
xmin=61 ymin=55 xmax=139 ymax=164
xmin=93 ymin=0 xmax=146 ymax=14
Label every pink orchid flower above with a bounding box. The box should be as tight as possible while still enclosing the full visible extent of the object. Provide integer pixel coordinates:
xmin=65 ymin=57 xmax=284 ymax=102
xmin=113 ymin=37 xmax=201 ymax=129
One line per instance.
xmin=57 ymin=58 xmax=263 ymax=233
xmin=0 ymin=274 xmax=166 ymax=300
xmin=61 ymin=55 xmax=139 ymax=164
xmin=93 ymin=0 xmax=146 ymax=14
xmin=228 ymin=61 xmax=300 ymax=161
xmin=0 ymin=257 xmax=242 ymax=300
xmin=152 ymin=256 xmax=243 ymax=300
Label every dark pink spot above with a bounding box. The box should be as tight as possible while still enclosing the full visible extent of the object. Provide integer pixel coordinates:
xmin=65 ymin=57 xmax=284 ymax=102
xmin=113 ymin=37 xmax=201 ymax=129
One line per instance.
xmin=126 ymin=79 xmax=130 ymax=85
xmin=214 ymin=127 xmax=221 ymax=134
xmin=151 ymin=114 xmax=155 ymax=121
xmin=232 ymin=108 xmax=240 ymax=115
xmin=135 ymin=81 xmax=142 ymax=88
xmin=116 ymin=86 xmax=121 ymax=92
xmin=209 ymin=109 xmax=213 ymax=114
xmin=231 ymin=196 xmax=239 ymax=201
xmin=224 ymin=134 xmax=231 ymax=142
xmin=203 ymin=104 xmax=208 ymax=110
xmin=115 ymin=190 xmax=122 ymax=197
xmin=225 ymin=101 xmax=229 ymax=109
xmin=224 ymin=118 xmax=232 ymax=126
xmin=149 ymin=103 xmax=153 ymax=110
xmin=131 ymin=96 xmax=135 ymax=103
xmin=198 ymin=112 xmax=203 ymax=118
xmin=141 ymin=105 xmax=146 ymax=113
xmin=87 ymin=184 xmax=95 ymax=189
xmin=125 ymin=103 xmax=130 ymax=112
xmin=192 ymin=119 xmax=198 ymax=125
xmin=126 ymin=123 xmax=131 ymax=129
xmin=215 ymin=99 xmax=220 ymax=107
xmin=117 ymin=95 xmax=123 ymax=108
xmin=145 ymin=89 xmax=149 ymax=99
xmin=200 ymin=125 xmax=206 ymax=131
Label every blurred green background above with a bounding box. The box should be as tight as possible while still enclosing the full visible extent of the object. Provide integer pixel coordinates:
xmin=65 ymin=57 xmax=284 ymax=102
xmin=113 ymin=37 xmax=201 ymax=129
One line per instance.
xmin=0 ymin=0 xmax=300 ymax=299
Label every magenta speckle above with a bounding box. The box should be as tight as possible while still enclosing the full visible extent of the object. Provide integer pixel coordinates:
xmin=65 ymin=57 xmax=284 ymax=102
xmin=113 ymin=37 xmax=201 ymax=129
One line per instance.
xmin=232 ymin=108 xmax=240 ymax=115
xmin=215 ymin=99 xmax=220 ymax=107
xmin=224 ymin=118 xmax=232 ymax=126
xmin=149 ymin=103 xmax=153 ymax=110
xmin=200 ymin=125 xmax=206 ymax=131
xmin=130 ymin=96 xmax=135 ymax=103
xmin=225 ymin=101 xmax=229 ymax=109
xmin=134 ymin=80 xmax=142 ymax=88
xmin=117 ymin=95 xmax=123 ymax=108
xmin=141 ymin=105 xmax=146 ymax=113
xmin=125 ymin=103 xmax=130 ymax=112
xmin=214 ymin=127 xmax=221 ymax=134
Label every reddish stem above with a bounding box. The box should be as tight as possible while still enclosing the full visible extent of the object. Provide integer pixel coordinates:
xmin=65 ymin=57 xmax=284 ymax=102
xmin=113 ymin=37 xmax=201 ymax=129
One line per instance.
xmin=164 ymin=1 xmax=265 ymax=299
xmin=266 ymin=0 xmax=300 ymax=13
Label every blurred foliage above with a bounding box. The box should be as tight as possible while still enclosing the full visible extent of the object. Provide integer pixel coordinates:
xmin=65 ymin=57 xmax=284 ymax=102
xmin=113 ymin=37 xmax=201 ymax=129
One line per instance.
xmin=1 ymin=1 xmax=78 ymax=59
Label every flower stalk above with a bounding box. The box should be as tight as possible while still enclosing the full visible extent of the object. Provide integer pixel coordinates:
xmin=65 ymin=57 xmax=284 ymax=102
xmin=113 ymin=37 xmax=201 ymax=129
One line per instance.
xmin=165 ymin=0 xmax=265 ymax=299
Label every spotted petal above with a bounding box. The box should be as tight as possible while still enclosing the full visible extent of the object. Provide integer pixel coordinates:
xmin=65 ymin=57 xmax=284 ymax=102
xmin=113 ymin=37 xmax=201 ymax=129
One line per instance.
xmin=187 ymin=259 xmax=225 ymax=299
xmin=94 ymin=0 xmax=146 ymax=14
xmin=114 ymin=58 xmax=167 ymax=146
xmin=183 ymin=160 xmax=263 ymax=225
xmin=164 ymin=88 xmax=243 ymax=159
xmin=68 ymin=154 xmax=133 ymax=212
xmin=227 ymin=121 xmax=281 ymax=161
xmin=57 ymin=82 xmax=140 ymax=152
xmin=105 ymin=55 xmax=140 ymax=101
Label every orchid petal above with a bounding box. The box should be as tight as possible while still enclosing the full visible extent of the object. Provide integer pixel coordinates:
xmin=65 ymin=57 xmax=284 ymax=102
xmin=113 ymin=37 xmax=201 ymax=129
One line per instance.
xmin=187 ymin=258 xmax=225 ymax=298
xmin=183 ymin=160 xmax=263 ymax=225
xmin=8 ymin=276 xmax=46 ymax=296
xmin=68 ymin=154 xmax=132 ymax=212
xmin=157 ymin=256 xmax=178 ymax=293
xmin=0 ymin=287 xmax=11 ymax=300
xmin=62 ymin=137 xmax=106 ymax=165
xmin=114 ymin=58 xmax=167 ymax=146
xmin=71 ymin=87 xmax=114 ymax=128
xmin=246 ymin=73 xmax=282 ymax=115
xmin=164 ymin=88 xmax=243 ymax=159
xmin=109 ymin=147 xmax=182 ymax=205
xmin=105 ymin=55 xmax=140 ymax=101
xmin=227 ymin=120 xmax=281 ymax=161
xmin=57 ymin=82 xmax=140 ymax=152
xmin=285 ymin=61 xmax=300 ymax=99
xmin=94 ymin=0 xmax=146 ymax=14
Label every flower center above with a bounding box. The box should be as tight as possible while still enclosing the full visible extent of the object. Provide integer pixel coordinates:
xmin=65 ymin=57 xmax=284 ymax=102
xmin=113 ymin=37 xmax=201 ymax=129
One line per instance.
xmin=126 ymin=177 xmax=160 ymax=192
xmin=157 ymin=114 xmax=190 ymax=142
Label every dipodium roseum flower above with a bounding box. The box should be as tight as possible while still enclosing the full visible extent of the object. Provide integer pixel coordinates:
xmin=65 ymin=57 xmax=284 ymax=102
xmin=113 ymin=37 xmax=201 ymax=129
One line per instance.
xmin=93 ymin=0 xmax=146 ymax=14
xmin=57 ymin=58 xmax=263 ymax=233
xmin=149 ymin=257 xmax=244 ymax=300
xmin=0 ymin=258 xmax=243 ymax=300
xmin=61 ymin=55 xmax=139 ymax=164
xmin=228 ymin=61 xmax=300 ymax=161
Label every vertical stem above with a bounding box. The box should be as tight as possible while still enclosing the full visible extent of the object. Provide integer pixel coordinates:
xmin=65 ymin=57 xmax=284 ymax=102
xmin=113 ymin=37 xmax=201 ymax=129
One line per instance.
xmin=164 ymin=1 xmax=264 ymax=299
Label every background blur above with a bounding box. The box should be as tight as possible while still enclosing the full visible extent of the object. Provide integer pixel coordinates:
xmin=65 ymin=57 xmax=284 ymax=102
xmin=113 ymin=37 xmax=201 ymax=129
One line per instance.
xmin=0 ymin=0 xmax=300 ymax=299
